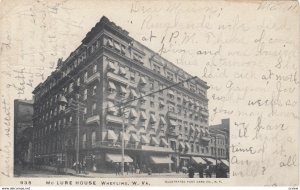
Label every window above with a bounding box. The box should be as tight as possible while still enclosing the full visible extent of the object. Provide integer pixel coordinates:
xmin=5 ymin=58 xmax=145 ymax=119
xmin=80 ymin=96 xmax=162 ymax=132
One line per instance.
xmin=166 ymin=71 xmax=174 ymax=81
xmin=82 ymin=107 xmax=87 ymax=121
xmin=114 ymin=41 xmax=121 ymax=52
xmin=168 ymin=104 xmax=175 ymax=112
xmin=121 ymin=45 xmax=126 ymax=55
xmin=92 ymin=85 xmax=97 ymax=95
xmin=159 ymin=83 xmax=164 ymax=95
xmin=91 ymin=131 xmax=96 ymax=147
xmin=69 ymin=82 xmax=73 ymax=92
xmin=153 ymin=64 xmax=161 ymax=74
xmin=76 ymin=78 xmax=80 ymax=86
xmin=149 ymin=80 xmax=154 ymax=90
xmin=133 ymin=53 xmax=143 ymax=63
xmin=92 ymin=103 xmax=97 ymax=115
xmin=69 ymin=116 xmax=73 ymax=123
xmin=83 ymin=89 xmax=87 ymax=100
xmin=108 ymin=81 xmax=116 ymax=93
xmin=150 ymin=101 xmax=154 ymax=108
xmin=93 ymin=64 xmax=97 ymax=73
xmin=84 ymin=72 xmax=88 ymax=82
xmin=130 ymin=70 xmax=135 ymax=82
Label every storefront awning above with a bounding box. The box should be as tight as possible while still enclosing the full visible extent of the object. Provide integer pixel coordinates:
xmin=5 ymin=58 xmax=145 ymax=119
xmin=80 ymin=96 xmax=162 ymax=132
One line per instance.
xmin=160 ymin=138 xmax=169 ymax=147
xmin=130 ymin=133 xmax=140 ymax=143
xmin=192 ymin=157 xmax=206 ymax=164
xmin=205 ymin=158 xmax=216 ymax=165
xmin=150 ymin=156 xmax=173 ymax=164
xmin=141 ymin=135 xmax=150 ymax=144
xmin=107 ymin=130 xmax=117 ymax=141
xmin=105 ymin=153 xmax=133 ymax=163
xmin=119 ymin=132 xmax=129 ymax=141
xmin=160 ymin=116 xmax=166 ymax=125
xmin=150 ymin=136 xmax=159 ymax=145
xmin=220 ymin=159 xmax=229 ymax=167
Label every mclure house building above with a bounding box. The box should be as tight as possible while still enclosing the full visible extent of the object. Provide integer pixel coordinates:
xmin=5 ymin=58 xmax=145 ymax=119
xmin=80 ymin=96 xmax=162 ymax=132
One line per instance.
xmin=32 ymin=16 xmax=228 ymax=173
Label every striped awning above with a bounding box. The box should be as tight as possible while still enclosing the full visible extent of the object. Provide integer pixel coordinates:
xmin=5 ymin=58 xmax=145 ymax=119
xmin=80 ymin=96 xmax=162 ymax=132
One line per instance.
xmin=150 ymin=156 xmax=173 ymax=164
xmin=150 ymin=136 xmax=159 ymax=145
xmin=150 ymin=114 xmax=156 ymax=123
xmin=160 ymin=116 xmax=167 ymax=125
xmin=220 ymin=159 xmax=229 ymax=167
xmin=161 ymin=138 xmax=169 ymax=147
xmin=141 ymin=135 xmax=150 ymax=144
xmin=108 ymin=81 xmax=116 ymax=90
xmin=205 ymin=158 xmax=216 ymax=165
xmin=107 ymin=130 xmax=117 ymax=141
xmin=130 ymin=133 xmax=140 ymax=143
xmin=105 ymin=153 xmax=133 ymax=163
xmin=192 ymin=157 xmax=206 ymax=164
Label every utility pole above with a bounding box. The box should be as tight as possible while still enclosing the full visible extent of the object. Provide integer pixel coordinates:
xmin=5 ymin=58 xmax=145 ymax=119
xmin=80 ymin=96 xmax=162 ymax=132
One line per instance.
xmin=121 ymin=106 xmax=125 ymax=176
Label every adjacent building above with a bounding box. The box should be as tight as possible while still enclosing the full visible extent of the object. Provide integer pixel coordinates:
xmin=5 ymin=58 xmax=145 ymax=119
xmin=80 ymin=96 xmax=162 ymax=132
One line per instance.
xmin=32 ymin=16 xmax=226 ymax=173
xmin=14 ymin=99 xmax=34 ymax=166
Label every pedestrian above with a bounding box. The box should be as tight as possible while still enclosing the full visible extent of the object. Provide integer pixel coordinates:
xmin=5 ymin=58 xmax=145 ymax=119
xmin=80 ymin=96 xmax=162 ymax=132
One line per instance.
xmin=206 ymin=166 xmax=212 ymax=178
xmin=124 ymin=163 xmax=129 ymax=175
xmin=114 ymin=163 xmax=119 ymax=175
xmin=79 ymin=161 xmax=82 ymax=174
xmin=118 ymin=162 xmax=121 ymax=175
xmin=188 ymin=165 xmax=195 ymax=178
xmin=131 ymin=164 xmax=135 ymax=175
xmin=82 ymin=160 xmax=87 ymax=174
xmin=198 ymin=163 xmax=204 ymax=178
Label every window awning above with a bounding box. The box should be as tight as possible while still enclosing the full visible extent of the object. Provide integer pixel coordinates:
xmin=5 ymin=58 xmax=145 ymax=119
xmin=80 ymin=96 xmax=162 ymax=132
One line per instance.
xmin=139 ymin=127 xmax=146 ymax=134
xmin=141 ymin=135 xmax=150 ymax=144
xmin=107 ymin=102 xmax=117 ymax=113
xmin=106 ymin=115 xmax=122 ymax=124
xmin=192 ymin=157 xmax=206 ymax=164
xmin=120 ymin=86 xmax=127 ymax=94
xmin=105 ymin=153 xmax=133 ymax=163
xmin=119 ymin=67 xmax=126 ymax=75
xmin=107 ymin=130 xmax=117 ymax=141
xmin=185 ymin=142 xmax=191 ymax=150
xmin=130 ymin=133 xmax=140 ymax=143
xmin=169 ymin=120 xmax=177 ymax=126
xmin=161 ymin=138 xmax=169 ymax=147
xmin=107 ymin=61 xmax=115 ymax=71
xmin=130 ymin=89 xmax=138 ymax=99
xmin=196 ymin=127 xmax=201 ymax=133
xmin=183 ymin=97 xmax=189 ymax=102
xmin=108 ymin=81 xmax=116 ymax=90
xmin=126 ymin=125 xmax=136 ymax=133
xmin=150 ymin=156 xmax=173 ymax=164
xmin=205 ymin=158 xmax=216 ymax=165
xmin=114 ymin=42 xmax=121 ymax=51
xmin=205 ymin=128 xmax=210 ymax=135
xmin=160 ymin=116 xmax=167 ymax=125
xmin=140 ymin=111 xmax=147 ymax=120
xmin=220 ymin=159 xmax=229 ymax=167
xmin=195 ymin=101 xmax=200 ymax=107
xmin=150 ymin=136 xmax=159 ymax=145
xmin=140 ymin=77 xmax=147 ymax=85
xmin=167 ymin=90 xmax=174 ymax=96
xmin=179 ymin=141 xmax=185 ymax=149
xmin=130 ymin=108 xmax=138 ymax=118
xmin=190 ymin=125 xmax=195 ymax=132
xmin=150 ymin=114 xmax=156 ymax=123
xmin=107 ymin=38 xmax=113 ymax=47
xmin=200 ymin=128 xmax=205 ymax=134
xmin=159 ymin=100 xmax=165 ymax=106
xmin=119 ymin=132 xmax=129 ymax=141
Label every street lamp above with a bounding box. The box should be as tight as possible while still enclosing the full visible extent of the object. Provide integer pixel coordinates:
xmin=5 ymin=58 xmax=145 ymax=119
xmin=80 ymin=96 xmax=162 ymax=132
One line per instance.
xmin=59 ymin=87 xmax=85 ymax=174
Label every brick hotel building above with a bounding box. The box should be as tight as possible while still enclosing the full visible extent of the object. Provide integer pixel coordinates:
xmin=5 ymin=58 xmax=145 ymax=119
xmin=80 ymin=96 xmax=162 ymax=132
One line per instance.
xmin=32 ymin=16 xmax=228 ymax=173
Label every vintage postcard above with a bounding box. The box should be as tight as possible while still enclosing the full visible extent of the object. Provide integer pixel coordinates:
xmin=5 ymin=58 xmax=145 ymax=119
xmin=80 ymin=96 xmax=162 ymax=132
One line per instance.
xmin=0 ymin=0 xmax=299 ymax=187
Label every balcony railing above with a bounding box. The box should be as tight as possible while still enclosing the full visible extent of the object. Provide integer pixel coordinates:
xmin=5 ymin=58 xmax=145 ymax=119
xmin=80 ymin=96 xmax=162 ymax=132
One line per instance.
xmin=86 ymin=73 xmax=100 ymax=84
xmin=107 ymin=72 xmax=128 ymax=85
xmin=86 ymin=115 xmax=100 ymax=125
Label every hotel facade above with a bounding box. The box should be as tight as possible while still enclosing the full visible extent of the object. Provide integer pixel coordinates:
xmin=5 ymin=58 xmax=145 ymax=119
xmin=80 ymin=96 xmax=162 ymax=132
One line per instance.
xmin=32 ymin=16 xmax=228 ymax=173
